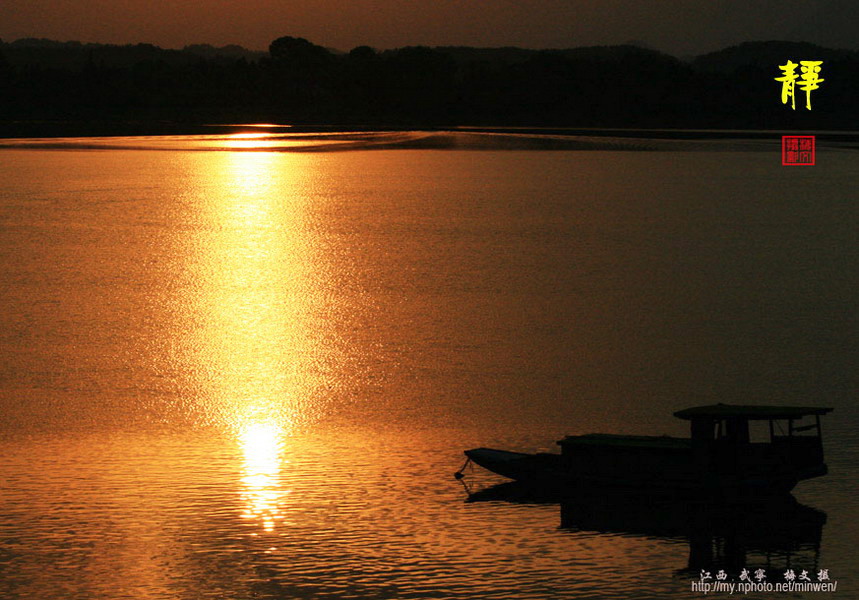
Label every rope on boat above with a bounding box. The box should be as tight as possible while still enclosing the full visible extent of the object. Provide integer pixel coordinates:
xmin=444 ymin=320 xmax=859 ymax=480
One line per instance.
xmin=454 ymin=457 xmax=472 ymax=480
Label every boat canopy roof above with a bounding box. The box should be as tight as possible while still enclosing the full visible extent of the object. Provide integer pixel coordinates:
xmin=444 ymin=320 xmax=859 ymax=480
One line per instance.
xmin=674 ymin=404 xmax=833 ymax=421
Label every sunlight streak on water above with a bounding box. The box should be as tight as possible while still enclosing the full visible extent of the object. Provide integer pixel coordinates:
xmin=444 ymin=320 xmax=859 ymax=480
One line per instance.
xmin=239 ymin=420 xmax=288 ymax=532
xmin=193 ymin=148 xmax=315 ymax=530
xmin=222 ymin=132 xmax=291 ymax=150
xmin=194 ymin=150 xmax=310 ymax=425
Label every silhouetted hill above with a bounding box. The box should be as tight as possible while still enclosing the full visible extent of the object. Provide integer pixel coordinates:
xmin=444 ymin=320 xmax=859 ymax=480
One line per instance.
xmin=0 ymin=37 xmax=856 ymax=132
xmin=182 ymin=44 xmax=266 ymax=62
xmin=411 ymin=44 xmax=677 ymax=69
xmin=686 ymin=40 xmax=859 ymax=128
xmin=692 ymin=40 xmax=858 ymax=73
xmin=561 ymin=44 xmax=681 ymax=64
xmin=415 ymin=46 xmax=538 ymax=67
xmin=3 ymin=39 xmax=263 ymax=69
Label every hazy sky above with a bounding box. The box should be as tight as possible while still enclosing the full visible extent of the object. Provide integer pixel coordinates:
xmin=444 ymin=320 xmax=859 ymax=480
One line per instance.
xmin=2 ymin=0 xmax=854 ymax=56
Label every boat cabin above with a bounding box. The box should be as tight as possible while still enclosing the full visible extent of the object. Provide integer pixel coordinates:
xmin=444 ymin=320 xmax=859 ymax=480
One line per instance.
xmin=556 ymin=404 xmax=833 ymax=493
xmin=673 ymin=404 xmax=833 ymax=482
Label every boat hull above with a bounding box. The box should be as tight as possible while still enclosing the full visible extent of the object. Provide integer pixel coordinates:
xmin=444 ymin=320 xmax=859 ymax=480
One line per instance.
xmin=464 ymin=447 xmax=799 ymax=496
xmin=465 ymin=448 xmax=566 ymax=483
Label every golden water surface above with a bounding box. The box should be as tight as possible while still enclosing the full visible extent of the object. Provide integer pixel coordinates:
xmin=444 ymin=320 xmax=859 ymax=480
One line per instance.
xmin=0 ymin=132 xmax=857 ymax=599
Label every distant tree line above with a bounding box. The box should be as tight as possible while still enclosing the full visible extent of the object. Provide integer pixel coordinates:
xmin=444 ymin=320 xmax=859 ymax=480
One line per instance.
xmin=1 ymin=37 xmax=857 ymax=131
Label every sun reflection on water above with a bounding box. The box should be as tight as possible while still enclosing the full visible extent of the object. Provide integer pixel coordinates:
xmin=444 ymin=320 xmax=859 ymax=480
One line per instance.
xmin=221 ymin=132 xmax=290 ymax=150
xmin=194 ymin=139 xmax=321 ymax=532
xmin=239 ymin=420 xmax=289 ymax=532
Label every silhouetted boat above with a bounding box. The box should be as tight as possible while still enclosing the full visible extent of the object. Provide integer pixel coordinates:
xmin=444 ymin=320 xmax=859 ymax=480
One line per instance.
xmin=459 ymin=404 xmax=833 ymax=496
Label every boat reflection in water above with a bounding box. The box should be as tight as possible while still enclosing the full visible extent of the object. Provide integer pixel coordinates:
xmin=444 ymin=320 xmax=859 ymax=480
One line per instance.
xmin=464 ymin=482 xmax=826 ymax=575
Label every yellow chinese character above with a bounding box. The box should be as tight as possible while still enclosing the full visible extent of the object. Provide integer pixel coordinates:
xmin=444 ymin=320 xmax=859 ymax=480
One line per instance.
xmin=775 ymin=60 xmax=799 ymax=109
xmin=798 ymin=60 xmax=824 ymax=110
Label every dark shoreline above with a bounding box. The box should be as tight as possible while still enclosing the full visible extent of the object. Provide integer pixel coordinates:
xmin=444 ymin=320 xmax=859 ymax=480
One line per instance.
xmin=2 ymin=121 xmax=859 ymax=145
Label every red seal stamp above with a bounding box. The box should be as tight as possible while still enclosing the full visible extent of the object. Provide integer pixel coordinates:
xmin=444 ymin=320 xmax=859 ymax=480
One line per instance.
xmin=782 ymin=135 xmax=815 ymax=166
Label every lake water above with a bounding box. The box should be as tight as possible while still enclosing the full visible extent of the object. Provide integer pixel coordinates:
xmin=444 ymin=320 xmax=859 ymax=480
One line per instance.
xmin=0 ymin=132 xmax=857 ymax=599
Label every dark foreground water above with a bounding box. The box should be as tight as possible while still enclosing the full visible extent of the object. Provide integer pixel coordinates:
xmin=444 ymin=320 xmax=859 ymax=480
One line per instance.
xmin=0 ymin=132 xmax=857 ymax=599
